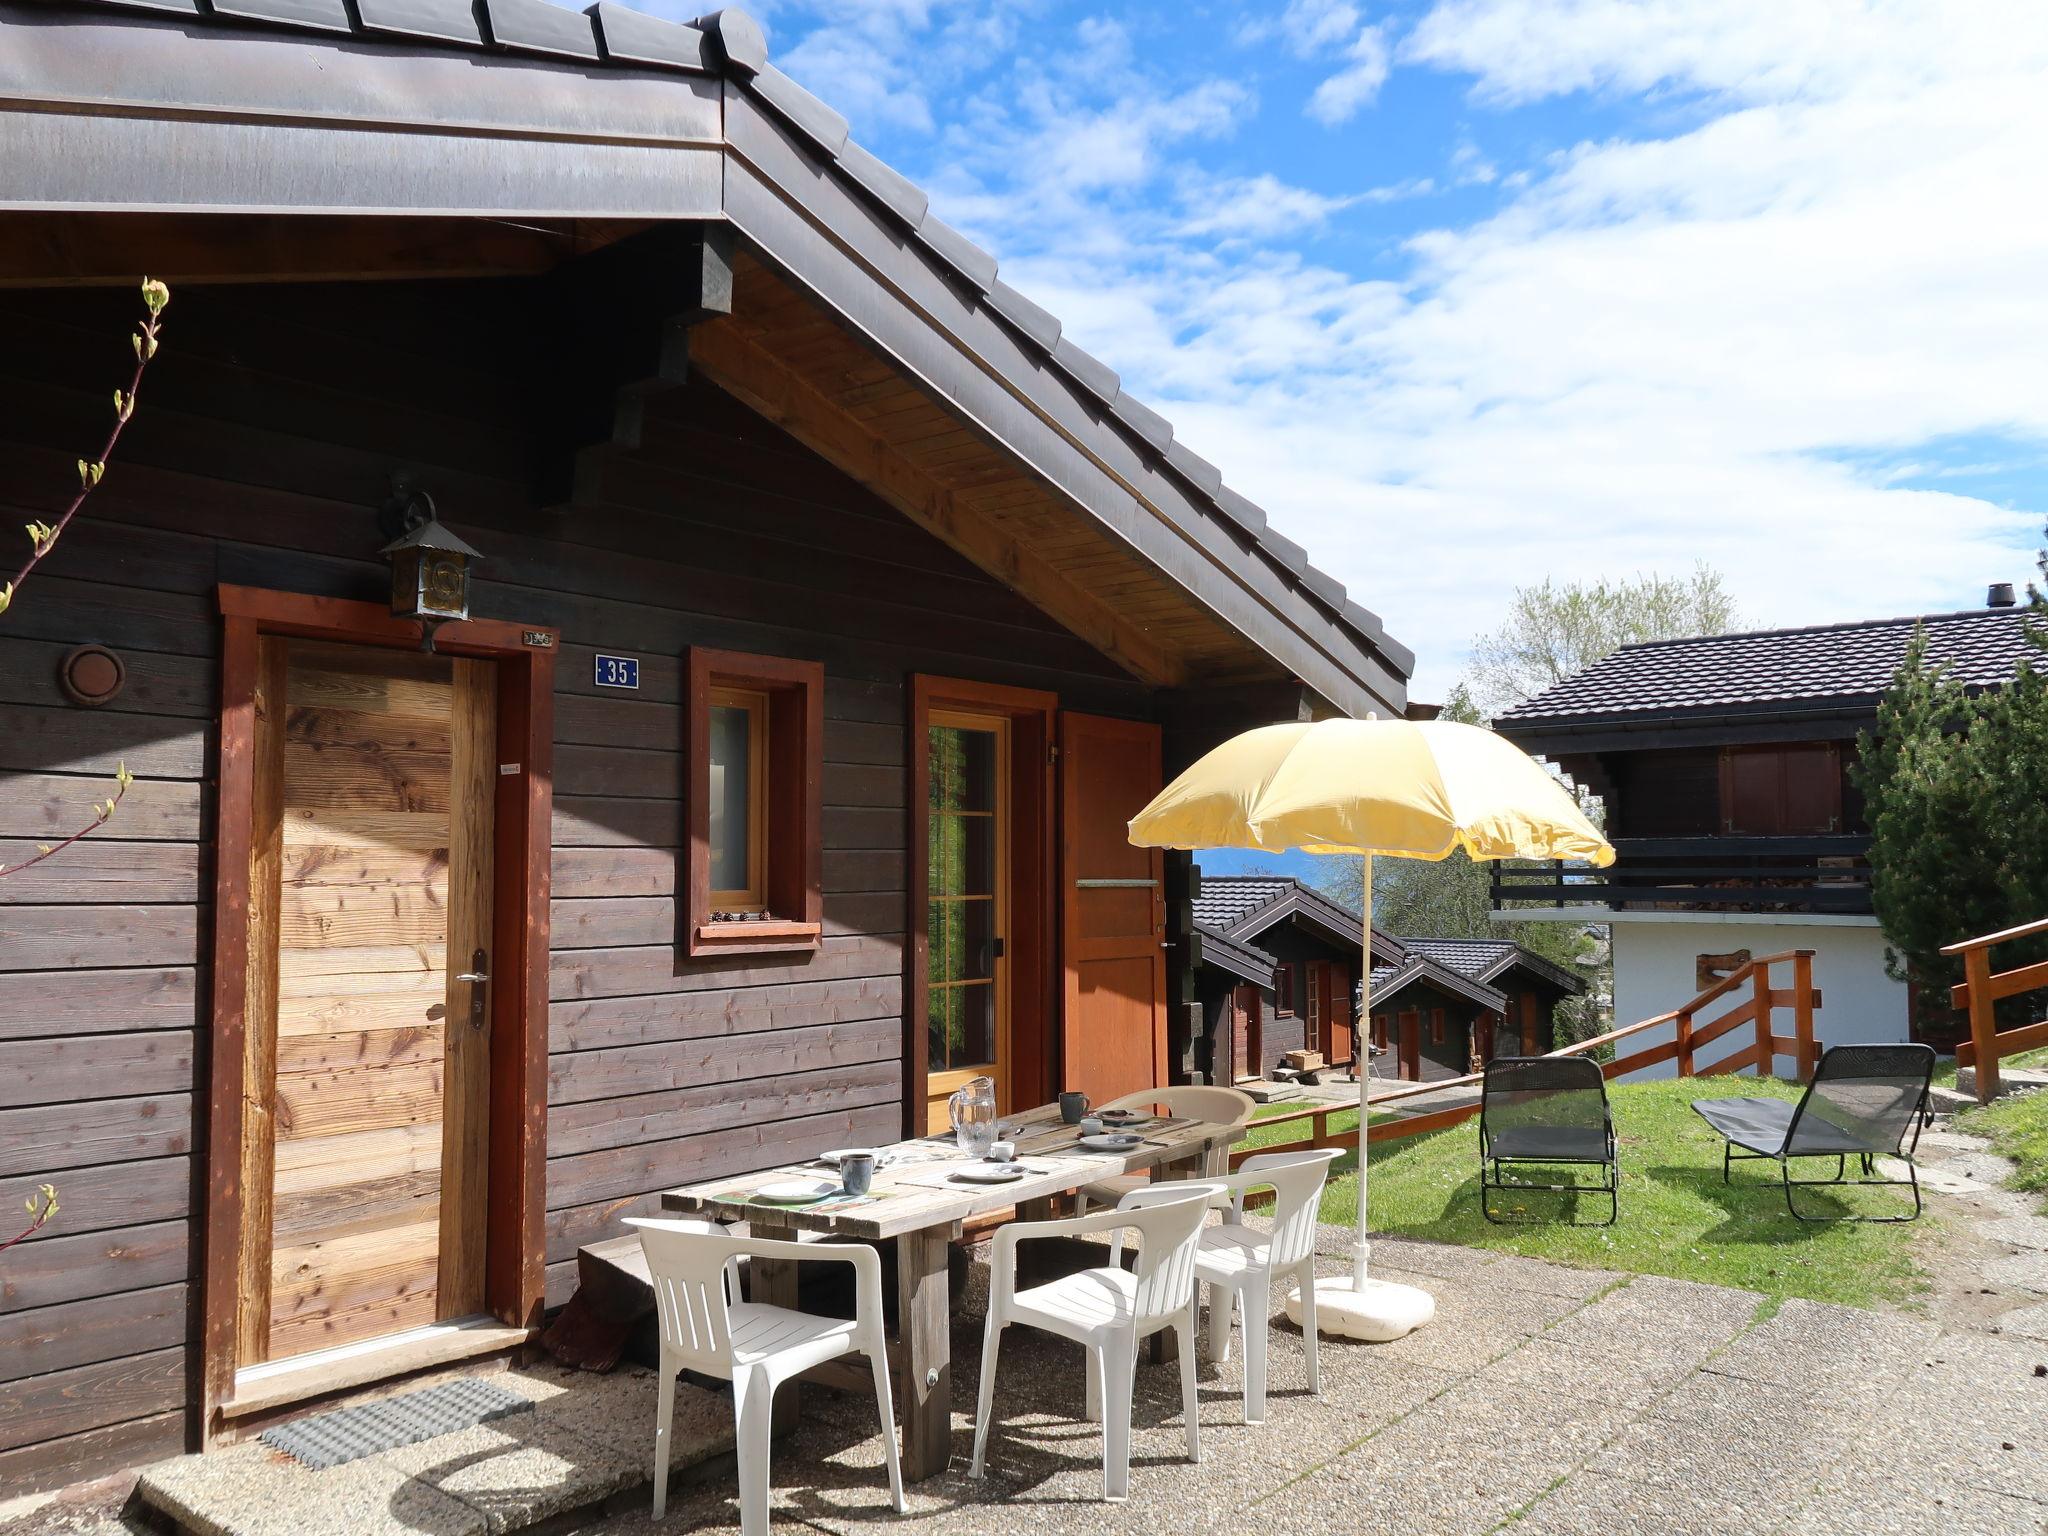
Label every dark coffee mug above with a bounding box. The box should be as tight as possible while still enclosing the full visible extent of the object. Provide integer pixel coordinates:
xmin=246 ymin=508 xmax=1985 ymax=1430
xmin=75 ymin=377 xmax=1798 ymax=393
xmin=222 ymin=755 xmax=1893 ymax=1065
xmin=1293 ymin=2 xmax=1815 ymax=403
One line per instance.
xmin=839 ymin=1152 xmax=876 ymax=1197
xmin=1059 ymin=1091 xmax=1088 ymax=1125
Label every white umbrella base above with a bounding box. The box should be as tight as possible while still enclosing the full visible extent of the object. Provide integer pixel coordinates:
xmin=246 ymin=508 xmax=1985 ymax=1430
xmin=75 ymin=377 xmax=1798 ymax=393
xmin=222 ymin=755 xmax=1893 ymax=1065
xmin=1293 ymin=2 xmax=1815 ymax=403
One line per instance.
xmin=1284 ymin=1276 xmax=1436 ymax=1342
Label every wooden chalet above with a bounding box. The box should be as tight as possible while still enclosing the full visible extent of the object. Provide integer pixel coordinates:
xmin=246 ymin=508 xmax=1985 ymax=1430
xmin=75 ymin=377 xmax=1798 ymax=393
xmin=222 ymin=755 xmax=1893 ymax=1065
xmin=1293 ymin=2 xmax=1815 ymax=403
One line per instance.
xmin=1190 ymin=877 xmax=1580 ymax=1085
xmin=1364 ymin=938 xmax=1583 ymax=1082
xmin=1190 ymin=875 xmax=1381 ymax=1083
xmin=1490 ymin=595 xmax=2035 ymax=1056
xmin=0 ymin=0 xmax=1417 ymax=1494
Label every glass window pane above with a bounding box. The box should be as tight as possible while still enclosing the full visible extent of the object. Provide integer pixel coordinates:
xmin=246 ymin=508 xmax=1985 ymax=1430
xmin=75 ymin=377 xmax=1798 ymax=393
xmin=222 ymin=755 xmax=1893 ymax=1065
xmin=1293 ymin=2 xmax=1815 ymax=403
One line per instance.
xmin=929 ymin=726 xmax=997 ymax=813
xmin=927 ymin=808 xmax=995 ymax=900
xmin=929 ymin=980 xmax=994 ymax=1072
xmin=710 ymin=702 xmax=752 ymax=894
xmin=928 ymin=897 xmax=994 ymax=985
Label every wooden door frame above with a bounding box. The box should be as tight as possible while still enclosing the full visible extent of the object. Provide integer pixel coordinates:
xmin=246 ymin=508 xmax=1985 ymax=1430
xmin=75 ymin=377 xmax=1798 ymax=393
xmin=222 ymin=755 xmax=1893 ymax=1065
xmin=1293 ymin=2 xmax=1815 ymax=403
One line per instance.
xmin=202 ymin=585 xmax=556 ymax=1439
xmin=906 ymin=676 xmax=1056 ymax=1139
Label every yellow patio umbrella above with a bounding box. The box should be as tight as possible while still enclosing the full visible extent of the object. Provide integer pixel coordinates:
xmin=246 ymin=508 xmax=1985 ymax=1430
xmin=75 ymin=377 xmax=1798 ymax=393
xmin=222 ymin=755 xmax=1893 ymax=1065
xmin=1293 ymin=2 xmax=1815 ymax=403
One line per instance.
xmin=1127 ymin=717 xmax=1614 ymax=1340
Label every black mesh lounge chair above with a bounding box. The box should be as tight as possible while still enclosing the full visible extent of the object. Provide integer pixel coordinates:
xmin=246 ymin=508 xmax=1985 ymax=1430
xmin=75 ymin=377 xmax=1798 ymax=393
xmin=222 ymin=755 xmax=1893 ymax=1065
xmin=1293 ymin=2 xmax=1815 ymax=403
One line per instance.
xmin=1691 ymin=1043 xmax=1935 ymax=1222
xmin=1479 ymin=1056 xmax=1618 ymax=1225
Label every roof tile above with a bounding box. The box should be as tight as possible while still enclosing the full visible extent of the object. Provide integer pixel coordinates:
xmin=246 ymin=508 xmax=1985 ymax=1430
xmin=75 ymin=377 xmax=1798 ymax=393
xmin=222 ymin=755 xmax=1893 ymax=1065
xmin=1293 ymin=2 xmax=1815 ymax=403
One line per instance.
xmin=750 ymin=63 xmax=849 ymax=156
xmin=482 ymin=0 xmax=600 ymax=58
xmin=916 ymin=214 xmax=998 ymax=293
xmin=837 ymin=139 xmax=929 ymax=227
xmin=211 ymin=0 xmax=352 ymax=32
xmin=588 ymin=1 xmax=709 ymax=70
xmin=1498 ymin=608 xmax=2038 ymax=726
xmin=986 ymin=279 xmax=1061 ymax=351
xmin=359 ymin=0 xmax=486 ymax=46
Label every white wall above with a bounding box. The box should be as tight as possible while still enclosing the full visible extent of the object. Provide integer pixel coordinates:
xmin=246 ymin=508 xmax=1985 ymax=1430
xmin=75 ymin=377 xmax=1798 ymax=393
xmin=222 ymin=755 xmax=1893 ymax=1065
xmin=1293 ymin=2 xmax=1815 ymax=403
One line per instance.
xmin=1609 ymin=917 xmax=1912 ymax=1080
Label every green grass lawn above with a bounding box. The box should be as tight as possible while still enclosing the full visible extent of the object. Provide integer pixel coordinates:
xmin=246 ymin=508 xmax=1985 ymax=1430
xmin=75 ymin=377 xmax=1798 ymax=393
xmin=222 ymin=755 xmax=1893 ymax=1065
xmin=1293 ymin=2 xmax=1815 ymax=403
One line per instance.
xmin=1240 ymin=1077 xmax=1930 ymax=1309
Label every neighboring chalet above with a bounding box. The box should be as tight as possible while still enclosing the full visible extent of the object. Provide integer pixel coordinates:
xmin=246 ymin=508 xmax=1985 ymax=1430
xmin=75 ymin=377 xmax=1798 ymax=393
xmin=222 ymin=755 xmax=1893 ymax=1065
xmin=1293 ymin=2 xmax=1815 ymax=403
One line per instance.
xmin=1491 ymin=595 xmax=2036 ymax=1058
xmin=1366 ymin=939 xmax=1583 ymax=1082
xmin=1190 ymin=875 xmax=1380 ymax=1082
xmin=1190 ymin=876 xmax=1581 ymax=1085
xmin=0 ymin=3 xmax=1418 ymax=1494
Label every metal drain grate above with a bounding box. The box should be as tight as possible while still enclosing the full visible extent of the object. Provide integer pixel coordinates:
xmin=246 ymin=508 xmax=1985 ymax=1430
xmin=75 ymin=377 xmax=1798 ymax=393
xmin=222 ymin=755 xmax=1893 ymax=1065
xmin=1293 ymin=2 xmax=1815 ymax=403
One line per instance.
xmin=259 ymin=1377 xmax=533 ymax=1470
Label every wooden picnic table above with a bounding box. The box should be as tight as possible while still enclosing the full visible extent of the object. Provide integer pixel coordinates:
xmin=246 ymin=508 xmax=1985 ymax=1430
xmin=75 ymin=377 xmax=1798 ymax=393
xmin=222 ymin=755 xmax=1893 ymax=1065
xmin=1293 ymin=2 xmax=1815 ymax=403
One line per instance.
xmin=661 ymin=1099 xmax=1245 ymax=1481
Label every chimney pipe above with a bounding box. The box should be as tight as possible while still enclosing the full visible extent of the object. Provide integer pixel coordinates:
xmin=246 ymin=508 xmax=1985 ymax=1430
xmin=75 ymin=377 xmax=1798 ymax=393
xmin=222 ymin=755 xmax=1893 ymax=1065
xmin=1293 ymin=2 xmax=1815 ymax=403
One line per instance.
xmin=1988 ymin=582 xmax=2017 ymax=609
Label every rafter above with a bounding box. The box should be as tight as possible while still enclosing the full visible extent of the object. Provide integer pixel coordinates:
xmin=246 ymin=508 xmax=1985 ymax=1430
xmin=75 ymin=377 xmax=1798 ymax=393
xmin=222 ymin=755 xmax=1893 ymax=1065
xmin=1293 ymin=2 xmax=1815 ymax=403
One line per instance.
xmin=686 ymin=319 xmax=1185 ymax=688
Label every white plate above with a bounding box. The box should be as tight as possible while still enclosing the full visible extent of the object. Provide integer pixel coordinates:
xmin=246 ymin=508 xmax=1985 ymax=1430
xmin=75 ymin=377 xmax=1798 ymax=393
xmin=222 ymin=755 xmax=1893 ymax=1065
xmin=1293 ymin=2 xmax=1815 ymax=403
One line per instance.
xmin=754 ymin=1179 xmax=839 ymax=1203
xmin=1077 ymin=1133 xmax=1144 ymax=1153
xmin=1097 ymin=1110 xmax=1152 ymax=1127
xmin=951 ymin=1164 xmax=1027 ymax=1184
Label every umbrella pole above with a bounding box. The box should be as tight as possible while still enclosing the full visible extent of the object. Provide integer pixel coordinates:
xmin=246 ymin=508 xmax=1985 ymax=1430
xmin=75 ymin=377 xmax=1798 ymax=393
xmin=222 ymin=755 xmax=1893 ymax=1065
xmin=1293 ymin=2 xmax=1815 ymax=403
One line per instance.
xmin=1353 ymin=851 xmax=1372 ymax=1290
xmin=1284 ymin=848 xmax=1433 ymax=1342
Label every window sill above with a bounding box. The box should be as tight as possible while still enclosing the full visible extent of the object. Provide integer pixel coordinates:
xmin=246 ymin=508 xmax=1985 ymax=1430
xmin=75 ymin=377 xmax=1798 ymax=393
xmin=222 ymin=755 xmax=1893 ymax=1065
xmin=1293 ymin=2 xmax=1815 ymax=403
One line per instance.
xmin=691 ymin=919 xmax=823 ymax=957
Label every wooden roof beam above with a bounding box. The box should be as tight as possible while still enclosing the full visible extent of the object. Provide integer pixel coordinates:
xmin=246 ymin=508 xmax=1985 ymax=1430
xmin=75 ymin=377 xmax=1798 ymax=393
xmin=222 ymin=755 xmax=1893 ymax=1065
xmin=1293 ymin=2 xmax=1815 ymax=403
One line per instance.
xmin=686 ymin=318 xmax=1186 ymax=688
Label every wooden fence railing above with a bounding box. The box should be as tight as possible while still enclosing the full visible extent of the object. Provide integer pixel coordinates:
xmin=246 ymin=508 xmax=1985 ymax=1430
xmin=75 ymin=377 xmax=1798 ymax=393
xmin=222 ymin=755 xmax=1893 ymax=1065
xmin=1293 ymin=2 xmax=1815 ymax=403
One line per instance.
xmin=1231 ymin=949 xmax=1820 ymax=1169
xmin=1944 ymin=915 xmax=2048 ymax=1103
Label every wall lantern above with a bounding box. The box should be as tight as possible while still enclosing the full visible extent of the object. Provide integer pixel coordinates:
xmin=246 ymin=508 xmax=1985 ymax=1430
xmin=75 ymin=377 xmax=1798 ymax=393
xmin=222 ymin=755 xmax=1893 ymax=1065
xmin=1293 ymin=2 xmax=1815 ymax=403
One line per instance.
xmin=380 ymin=480 xmax=482 ymax=646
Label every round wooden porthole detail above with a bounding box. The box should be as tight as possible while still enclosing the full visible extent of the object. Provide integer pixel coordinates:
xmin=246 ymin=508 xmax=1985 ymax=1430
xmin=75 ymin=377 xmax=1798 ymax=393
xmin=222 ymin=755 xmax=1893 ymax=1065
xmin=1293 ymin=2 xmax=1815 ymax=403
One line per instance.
xmin=58 ymin=644 xmax=126 ymax=708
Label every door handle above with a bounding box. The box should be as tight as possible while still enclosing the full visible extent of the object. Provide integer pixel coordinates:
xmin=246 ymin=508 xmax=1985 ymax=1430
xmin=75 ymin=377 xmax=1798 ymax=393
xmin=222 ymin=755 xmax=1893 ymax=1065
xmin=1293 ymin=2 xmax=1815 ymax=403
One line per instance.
xmin=457 ymin=948 xmax=489 ymax=1029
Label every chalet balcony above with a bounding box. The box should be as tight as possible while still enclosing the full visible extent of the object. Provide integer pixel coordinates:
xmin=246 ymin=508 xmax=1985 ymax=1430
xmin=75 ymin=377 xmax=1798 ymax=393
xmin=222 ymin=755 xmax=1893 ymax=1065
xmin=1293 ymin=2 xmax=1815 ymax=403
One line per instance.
xmin=1490 ymin=834 xmax=1875 ymax=916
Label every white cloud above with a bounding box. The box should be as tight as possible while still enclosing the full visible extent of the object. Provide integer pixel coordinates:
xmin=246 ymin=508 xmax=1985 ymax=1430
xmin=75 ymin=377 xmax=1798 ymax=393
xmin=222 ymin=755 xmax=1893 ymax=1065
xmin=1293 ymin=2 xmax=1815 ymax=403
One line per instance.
xmin=1307 ymin=20 xmax=1393 ymax=124
xmin=765 ymin=1 xmax=2048 ymax=699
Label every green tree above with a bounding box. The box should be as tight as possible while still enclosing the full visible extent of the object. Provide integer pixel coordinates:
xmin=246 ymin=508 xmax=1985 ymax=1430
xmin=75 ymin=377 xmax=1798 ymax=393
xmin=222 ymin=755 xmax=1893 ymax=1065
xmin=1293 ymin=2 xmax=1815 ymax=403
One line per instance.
xmin=1464 ymin=564 xmax=1739 ymax=721
xmin=1854 ymin=547 xmax=2048 ymax=1031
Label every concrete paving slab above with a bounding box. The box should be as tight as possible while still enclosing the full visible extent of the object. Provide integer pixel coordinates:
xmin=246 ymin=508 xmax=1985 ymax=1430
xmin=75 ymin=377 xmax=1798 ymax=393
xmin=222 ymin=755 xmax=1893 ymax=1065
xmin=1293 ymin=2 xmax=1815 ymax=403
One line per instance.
xmin=1512 ymin=1468 xmax=1789 ymax=1536
xmin=1984 ymin=1250 xmax=2048 ymax=1294
xmin=1981 ymin=1215 xmax=2048 ymax=1251
xmin=1995 ymin=1300 xmax=2048 ymax=1341
xmin=139 ymin=1440 xmax=487 ymax=1536
xmin=373 ymin=1415 xmax=639 ymax=1534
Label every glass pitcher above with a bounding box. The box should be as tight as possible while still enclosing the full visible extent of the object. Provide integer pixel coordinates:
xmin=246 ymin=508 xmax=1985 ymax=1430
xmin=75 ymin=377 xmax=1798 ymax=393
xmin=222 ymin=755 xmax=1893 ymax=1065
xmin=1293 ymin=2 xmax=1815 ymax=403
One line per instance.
xmin=948 ymin=1075 xmax=999 ymax=1156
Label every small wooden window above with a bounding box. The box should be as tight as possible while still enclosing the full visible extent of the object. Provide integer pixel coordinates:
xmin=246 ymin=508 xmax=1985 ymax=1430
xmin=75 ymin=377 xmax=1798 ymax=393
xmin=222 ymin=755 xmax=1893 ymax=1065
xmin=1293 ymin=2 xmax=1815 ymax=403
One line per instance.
xmin=1275 ymin=964 xmax=1295 ymax=1016
xmin=1372 ymin=1012 xmax=1389 ymax=1050
xmin=1429 ymin=1007 xmax=1446 ymax=1046
xmin=687 ymin=648 xmax=824 ymax=957
xmin=708 ymin=686 xmax=769 ymax=911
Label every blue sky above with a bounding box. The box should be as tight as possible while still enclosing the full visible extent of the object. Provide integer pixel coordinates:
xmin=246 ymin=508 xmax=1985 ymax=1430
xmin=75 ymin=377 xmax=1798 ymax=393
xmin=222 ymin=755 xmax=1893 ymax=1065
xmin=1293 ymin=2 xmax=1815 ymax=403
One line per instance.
xmin=702 ymin=0 xmax=2048 ymax=700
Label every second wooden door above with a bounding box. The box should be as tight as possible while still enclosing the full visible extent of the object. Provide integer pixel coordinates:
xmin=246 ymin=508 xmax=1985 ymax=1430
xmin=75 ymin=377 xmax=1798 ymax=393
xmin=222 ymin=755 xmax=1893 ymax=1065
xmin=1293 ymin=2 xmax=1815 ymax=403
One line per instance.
xmin=1059 ymin=713 xmax=1166 ymax=1106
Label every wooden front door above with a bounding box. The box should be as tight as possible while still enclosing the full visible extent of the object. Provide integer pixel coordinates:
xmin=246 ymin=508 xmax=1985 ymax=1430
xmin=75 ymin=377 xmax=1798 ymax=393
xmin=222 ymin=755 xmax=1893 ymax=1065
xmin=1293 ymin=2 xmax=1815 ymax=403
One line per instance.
xmin=1397 ymin=1008 xmax=1422 ymax=1080
xmin=1230 ymin=984 xmax=1261 ymax=1082
xmin=1059 ymin=713 xmax=1166 ymax=1105
xmin=237 ymin=639 xmax=496 ymax=1365
xmin=1324 ymin=964 xmax=1354 ymax=1069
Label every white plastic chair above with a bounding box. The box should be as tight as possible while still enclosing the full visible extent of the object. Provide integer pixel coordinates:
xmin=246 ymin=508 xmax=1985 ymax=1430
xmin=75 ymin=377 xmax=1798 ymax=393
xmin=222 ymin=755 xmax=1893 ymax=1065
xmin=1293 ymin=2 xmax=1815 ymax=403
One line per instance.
xmin=628 ymin=1216 xmax=905 ymax=1535
xmin=1191 ymin=1148 xmax=1343 ymax=1423
xmin=1072 ymin=1086 xmax=1257 ymax=1216
xmin=969 ymin=1183 xmax=1216 ymax=1502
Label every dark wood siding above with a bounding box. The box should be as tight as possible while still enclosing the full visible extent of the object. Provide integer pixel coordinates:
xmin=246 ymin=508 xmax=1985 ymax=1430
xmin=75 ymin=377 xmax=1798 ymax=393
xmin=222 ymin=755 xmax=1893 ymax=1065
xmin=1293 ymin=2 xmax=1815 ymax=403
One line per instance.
xmin=0 ymin=278 xmax=1150 ymax=1491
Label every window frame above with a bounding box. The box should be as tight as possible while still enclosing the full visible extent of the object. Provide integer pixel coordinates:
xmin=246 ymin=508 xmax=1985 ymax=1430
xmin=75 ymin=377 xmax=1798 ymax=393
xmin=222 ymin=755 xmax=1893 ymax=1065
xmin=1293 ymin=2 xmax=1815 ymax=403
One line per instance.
xmin=686 ymin=647 xmax=824 ymax=958
xmin=1275 ymin=963 xmax=1295 ymax=1017
xmin=1429 ymin=1007 xmax=1446 ymax=1047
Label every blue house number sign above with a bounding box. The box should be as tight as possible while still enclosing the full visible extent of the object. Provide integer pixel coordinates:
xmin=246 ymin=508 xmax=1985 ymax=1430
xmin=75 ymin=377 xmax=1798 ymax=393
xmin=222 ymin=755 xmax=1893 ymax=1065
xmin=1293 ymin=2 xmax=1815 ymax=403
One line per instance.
xmin=594 ymin=654 xmax=639 ymax=690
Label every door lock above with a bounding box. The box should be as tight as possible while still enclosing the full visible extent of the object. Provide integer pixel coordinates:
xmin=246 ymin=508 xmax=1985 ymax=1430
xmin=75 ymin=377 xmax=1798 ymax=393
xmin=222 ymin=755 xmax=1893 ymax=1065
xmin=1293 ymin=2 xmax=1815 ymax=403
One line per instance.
xmin=456 ymin=948 xmax=490 ymax=1029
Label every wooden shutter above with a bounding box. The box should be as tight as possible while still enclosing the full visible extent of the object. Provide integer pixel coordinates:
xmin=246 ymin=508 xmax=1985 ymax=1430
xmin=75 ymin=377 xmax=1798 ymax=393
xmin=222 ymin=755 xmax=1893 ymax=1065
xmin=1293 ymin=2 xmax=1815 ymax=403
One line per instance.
xmin=1059 ymin=713 xmax=1166 ymax=1103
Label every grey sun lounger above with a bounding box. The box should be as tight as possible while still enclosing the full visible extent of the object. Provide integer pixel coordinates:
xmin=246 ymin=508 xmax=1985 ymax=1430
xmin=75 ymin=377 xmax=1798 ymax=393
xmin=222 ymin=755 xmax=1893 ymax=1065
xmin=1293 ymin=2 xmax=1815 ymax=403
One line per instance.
xmin=1691 ymin=1043 xmax=1935 ymax=1222
xmin=1479 ymin=1056 xmax=1618 ymax=1225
